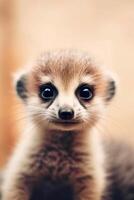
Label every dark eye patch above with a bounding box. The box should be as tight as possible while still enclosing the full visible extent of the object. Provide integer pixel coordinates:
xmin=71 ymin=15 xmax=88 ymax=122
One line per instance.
xmin=39 ymin=83 xmax=58 ymax=102
xmin=76 ymin=84 xmax=94 ymax=102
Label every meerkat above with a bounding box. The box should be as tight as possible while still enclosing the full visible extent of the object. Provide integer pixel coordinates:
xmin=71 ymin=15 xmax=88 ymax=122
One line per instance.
xmin=1 ymin=50 xmax=116 ymax=200
xmin=102 ymin=139 xmax=134 ymax=200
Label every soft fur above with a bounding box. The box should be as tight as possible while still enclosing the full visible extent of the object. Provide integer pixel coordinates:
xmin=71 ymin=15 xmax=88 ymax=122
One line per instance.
xmin=2 ymin=50 xmax=116 ymax=200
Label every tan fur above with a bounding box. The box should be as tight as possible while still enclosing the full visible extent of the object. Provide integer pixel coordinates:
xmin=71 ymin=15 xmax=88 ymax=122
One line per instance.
xmin=2 ymin=50 xmax=115 ymax=200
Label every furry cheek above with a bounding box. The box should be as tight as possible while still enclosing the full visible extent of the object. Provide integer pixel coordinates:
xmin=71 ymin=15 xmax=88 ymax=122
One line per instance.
xmin=82 ymin=97 xmax=106 ymax=125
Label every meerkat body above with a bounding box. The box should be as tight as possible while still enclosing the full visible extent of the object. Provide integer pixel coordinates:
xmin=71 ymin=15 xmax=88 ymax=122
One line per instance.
xmin=2 ymin=50 xmax=116 ymax=200
xmin=102 ymin=139 xmax=134 ymax=200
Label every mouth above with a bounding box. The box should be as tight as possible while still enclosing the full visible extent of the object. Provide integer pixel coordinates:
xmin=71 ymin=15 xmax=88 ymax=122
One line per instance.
xmin=48 ymin=119 xmax=84 ymax=131
xmin=51 ymin=119 xmax=81 ymax=126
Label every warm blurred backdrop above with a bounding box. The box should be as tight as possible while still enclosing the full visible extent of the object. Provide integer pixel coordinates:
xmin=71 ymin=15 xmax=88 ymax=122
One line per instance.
xmin=0 ymin=0 xmax=134 ymax=168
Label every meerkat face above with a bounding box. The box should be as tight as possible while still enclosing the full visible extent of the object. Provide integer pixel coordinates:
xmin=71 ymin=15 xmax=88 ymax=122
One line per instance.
xmin=15 ymin=50 xmax=116 ymax=131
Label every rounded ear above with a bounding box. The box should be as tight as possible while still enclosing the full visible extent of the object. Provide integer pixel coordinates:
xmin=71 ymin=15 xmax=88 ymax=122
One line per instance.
xmin=13 ymin=71 xmax=28 ymax=102
xmin=105 ymin=71 xmax=118 ymax=102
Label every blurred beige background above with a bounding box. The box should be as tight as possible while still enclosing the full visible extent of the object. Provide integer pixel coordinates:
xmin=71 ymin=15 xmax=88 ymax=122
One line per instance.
xmin=0 ymin=0 xmax=134 ymax=167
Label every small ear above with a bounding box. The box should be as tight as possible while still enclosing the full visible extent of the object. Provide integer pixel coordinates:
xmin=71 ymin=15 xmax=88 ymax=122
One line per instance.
xmin=14 ymin=71 xmax=28 ymax=102
xmin=105 ymin=72 xmax=117 ymax=102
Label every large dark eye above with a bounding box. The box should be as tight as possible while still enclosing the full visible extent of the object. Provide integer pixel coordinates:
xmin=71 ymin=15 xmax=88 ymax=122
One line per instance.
xmin=76 ymin=84 xmax=94 ymax=101
xmin=39 ymin=83 xmax=58 ymax=101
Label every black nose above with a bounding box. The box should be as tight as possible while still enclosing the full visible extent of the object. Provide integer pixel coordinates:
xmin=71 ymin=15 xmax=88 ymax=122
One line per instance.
xmin=58 ymin=107 xmax=74 ymax=120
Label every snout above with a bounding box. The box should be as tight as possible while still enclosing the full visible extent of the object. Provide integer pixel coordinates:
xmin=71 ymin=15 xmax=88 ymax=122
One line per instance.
xmin=50 ymin=106 xmax=83 ymax=130
xmin=58 ymin=107 xmax=74 ymax=120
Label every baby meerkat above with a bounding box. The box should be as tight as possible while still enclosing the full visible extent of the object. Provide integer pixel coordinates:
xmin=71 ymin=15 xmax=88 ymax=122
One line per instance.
xmin=2 ymin=50 xmax=116 ymax=200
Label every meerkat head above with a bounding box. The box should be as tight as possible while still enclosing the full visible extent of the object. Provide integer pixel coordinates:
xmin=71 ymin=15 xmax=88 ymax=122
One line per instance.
xmin=15 ymin=50 xmax=116 ymax=131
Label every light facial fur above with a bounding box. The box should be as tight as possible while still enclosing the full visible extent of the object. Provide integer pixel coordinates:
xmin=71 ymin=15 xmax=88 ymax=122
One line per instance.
xmin=17 ymin=50 xmax=115 ymax=130
xmin=2 ymin=50 xmax=116 ymax=200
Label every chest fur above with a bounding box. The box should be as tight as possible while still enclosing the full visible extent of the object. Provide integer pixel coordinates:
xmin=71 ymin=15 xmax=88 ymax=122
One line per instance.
xmin=29 ymin=133 xmax=89 ymax=179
